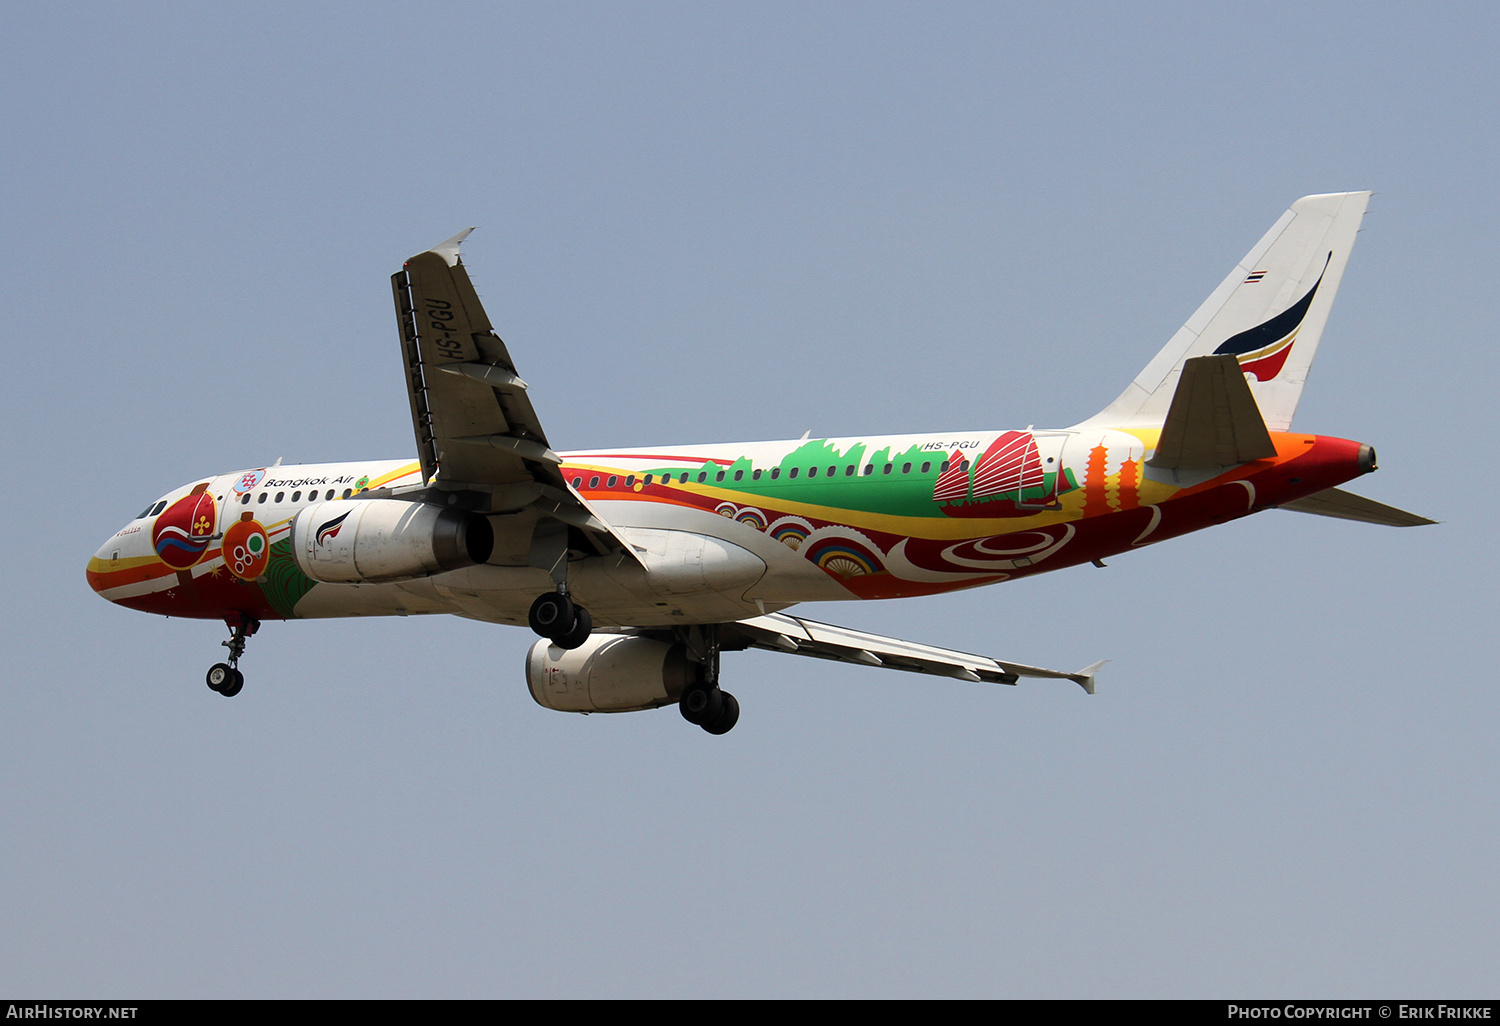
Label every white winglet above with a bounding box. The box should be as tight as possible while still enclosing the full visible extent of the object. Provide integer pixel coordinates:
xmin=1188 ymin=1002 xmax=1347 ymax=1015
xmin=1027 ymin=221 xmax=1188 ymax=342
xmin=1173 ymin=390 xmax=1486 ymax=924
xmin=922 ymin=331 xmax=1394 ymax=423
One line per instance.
xmin=1071 ymin=660 xmax=1108 ymax=696
xmin=426 ymin=227 xmax=477 ymax=267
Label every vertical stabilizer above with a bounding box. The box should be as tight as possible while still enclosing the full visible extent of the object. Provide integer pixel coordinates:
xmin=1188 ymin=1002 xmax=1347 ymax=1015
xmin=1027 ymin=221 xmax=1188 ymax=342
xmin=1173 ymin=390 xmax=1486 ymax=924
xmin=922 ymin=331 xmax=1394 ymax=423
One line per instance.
xmin=1074 ymin=192 xmax=1371 ymax=432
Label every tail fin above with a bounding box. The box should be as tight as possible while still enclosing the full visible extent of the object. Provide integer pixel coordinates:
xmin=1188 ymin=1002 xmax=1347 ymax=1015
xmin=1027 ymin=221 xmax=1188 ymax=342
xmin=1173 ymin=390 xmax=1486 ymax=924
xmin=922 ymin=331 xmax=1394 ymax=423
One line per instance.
xmin=1075 ymin=192 xmax=1371 ymax=432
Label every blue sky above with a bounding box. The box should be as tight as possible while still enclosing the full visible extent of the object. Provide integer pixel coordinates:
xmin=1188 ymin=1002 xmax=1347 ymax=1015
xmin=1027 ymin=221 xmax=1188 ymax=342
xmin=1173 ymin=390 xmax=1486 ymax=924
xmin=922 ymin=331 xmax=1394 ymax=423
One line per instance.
xmin=3 ymin=2 xmax=1497 ymax=997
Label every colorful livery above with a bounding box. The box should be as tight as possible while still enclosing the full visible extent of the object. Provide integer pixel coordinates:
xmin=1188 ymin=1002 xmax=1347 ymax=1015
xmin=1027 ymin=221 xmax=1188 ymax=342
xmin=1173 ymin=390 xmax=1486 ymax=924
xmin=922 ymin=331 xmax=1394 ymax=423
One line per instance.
xmin=89 ymin=192 xmax=1430 ymax=733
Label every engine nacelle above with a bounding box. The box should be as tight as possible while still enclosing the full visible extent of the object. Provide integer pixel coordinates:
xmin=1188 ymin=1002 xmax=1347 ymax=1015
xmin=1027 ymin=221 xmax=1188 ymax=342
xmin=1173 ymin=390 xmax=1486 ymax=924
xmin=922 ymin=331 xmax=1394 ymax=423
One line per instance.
xmin=291 ymin=499 xmax=493 ymax=584
xmin=526 ymin=634 xmax=696 ymax=713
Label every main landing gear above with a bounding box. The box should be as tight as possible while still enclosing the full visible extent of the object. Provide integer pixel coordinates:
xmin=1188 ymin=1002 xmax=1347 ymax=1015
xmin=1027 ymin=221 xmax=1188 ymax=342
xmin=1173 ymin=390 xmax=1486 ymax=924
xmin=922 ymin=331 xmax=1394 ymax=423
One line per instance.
xmin=206 ymin=613 xmax=259 ymax=698
xmin=677 ymin=624 xmax=739 ymax=735
xmin=528 ymin=590 xmax=592 ymax=650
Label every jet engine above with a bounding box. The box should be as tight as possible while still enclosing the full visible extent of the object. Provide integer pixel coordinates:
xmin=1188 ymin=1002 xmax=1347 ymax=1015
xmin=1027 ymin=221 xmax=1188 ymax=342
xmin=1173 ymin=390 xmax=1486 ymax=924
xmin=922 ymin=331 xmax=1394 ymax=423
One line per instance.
xmin=291 ymin=498 xmax=493 ymax=584
xmin=526 ymin=634 xmax=696 ymax=713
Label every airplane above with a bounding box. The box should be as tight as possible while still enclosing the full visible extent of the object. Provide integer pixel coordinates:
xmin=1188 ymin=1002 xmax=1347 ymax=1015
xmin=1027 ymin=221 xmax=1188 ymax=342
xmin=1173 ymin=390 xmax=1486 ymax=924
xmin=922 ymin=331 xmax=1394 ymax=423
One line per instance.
xmin=87 ymin=191 xmax=1432 ymax=735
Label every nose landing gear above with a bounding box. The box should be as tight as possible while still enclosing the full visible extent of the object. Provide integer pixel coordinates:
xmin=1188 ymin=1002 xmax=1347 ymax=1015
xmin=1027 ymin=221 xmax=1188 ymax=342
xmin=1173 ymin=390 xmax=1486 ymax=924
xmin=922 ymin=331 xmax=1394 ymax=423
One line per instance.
xmin=206 ymin=613 xmax=259 ymax=698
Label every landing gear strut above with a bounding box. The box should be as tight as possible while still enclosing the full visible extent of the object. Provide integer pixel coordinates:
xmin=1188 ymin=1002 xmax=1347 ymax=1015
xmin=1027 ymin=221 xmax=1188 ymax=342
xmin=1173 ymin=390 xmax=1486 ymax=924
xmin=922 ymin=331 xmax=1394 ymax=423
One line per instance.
xmin=207 ymin=613 xmax=258 ymax=698
xmin=677 ymin=625 xmax=739 ymax=735
xmin=528 ymin=589 xmax=593 ymax=650
xmin=527 ymin=519 xmax=592 ymax=650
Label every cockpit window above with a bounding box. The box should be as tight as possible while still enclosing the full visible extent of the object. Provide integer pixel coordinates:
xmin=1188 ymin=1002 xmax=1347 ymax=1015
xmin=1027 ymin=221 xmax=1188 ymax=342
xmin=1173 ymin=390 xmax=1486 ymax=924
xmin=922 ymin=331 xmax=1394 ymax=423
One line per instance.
xmin=136 ymin=500 xmax=168 ymax=519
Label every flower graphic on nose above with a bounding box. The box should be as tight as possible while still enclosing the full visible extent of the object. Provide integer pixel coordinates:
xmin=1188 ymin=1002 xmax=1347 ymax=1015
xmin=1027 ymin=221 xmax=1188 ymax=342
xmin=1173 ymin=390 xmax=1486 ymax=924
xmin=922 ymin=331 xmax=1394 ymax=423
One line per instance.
xmin=152 ymin=490 xmax=217 ymax=570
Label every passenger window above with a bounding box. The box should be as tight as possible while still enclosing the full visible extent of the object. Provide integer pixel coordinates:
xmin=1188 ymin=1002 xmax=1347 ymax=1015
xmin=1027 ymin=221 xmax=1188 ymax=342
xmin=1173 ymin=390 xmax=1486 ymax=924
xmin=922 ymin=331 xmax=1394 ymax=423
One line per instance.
xmin=827 ymin=466 xmax=836 ymax=476
xmin=808 ymin=466 xmax=818 ymax=478
xmin=733 ymin=470 xmax=743 ymax=481
xmin=882 ymin=464 xmax=892 ymax=475
xmin=589 ymin=476 xmax=600 ymax=488
xmin=770 ymin=467 xmax=780 ymax=479
xmin=902 ymin=463 xmax=911 ymax=474
xmin=572 ymin=477 xmax=582 ymax=488
xmin=940 ymin=461 xmax=949 ymax=473
xmin=275 ymin=491 xmax=285 ymax=502
xmin=342 ymin=489 xmax=352 ymax=499
xmin=241 ymin=494 xmax=251 ymax=505
xmin=920 ymin=462 xmax=931 ymax=474
xmin=644 ymin=474 xmax=653 ymax=485
xmin=697 ymin=472 xmax=707 ymax=483
xmin=258 ymin=493 xmax=268 ymax=504
xmin=789 ymin=467 xmax=798 ymax=478
xmin=715 ymin=471 xmax=725 ymax=482
xmin=607 ymin=476 xmax=618 ymax=487
xmin=626 ymin=475 xmax=635 ymax=486
xmin=292 ymin=491 xmax=301 ymax=502
xmin=844 ymin=466 xmax=853 ymax=477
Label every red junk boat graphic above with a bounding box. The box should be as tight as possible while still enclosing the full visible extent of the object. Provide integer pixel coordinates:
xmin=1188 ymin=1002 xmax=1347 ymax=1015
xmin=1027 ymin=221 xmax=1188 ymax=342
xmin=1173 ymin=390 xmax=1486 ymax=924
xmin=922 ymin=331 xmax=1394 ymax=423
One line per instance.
xmin=935 ymin=432 xmax=1073 ymax=518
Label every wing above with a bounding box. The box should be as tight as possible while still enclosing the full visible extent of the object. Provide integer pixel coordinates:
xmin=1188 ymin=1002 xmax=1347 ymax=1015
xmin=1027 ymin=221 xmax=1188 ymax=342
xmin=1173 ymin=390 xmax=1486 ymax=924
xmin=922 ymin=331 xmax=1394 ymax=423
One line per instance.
xmin=717 ymin=613 xmax=1104 ymax=694
xmin=391 ymin=230 xmax=639 ymax=564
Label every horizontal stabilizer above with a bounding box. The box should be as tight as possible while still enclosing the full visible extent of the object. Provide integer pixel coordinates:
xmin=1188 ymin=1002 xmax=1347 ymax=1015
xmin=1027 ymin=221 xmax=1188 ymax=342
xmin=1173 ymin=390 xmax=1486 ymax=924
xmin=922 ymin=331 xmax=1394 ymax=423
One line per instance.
xmin=719 ymin=613 xmax=1100 ymax=694
xmin=1279 ymin=487 xmax=1436 ymax=527
xmin=1146 ymin=354 xmax=1276 ymax=469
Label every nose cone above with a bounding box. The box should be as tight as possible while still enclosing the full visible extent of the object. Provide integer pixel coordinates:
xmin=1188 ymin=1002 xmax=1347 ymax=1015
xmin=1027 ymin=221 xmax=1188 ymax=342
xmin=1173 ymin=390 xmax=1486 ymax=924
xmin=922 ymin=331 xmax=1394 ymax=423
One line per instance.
xmin=86 ymin=520 xmax=153 ymax=603
xmin=88 ymin=484 xmax=229 ymax=618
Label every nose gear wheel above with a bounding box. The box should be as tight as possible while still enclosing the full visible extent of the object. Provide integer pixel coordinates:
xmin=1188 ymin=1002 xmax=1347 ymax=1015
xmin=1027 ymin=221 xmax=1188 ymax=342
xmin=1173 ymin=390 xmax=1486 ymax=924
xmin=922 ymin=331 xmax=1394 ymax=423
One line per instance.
xmin=206 ymin=614 xmax=258 ymax=697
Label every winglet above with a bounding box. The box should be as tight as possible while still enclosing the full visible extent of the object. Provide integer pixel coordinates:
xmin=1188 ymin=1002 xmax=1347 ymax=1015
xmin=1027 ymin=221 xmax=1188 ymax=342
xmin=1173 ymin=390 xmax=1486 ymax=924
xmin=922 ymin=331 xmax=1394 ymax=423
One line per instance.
xmin=426 ymin=227 xmax=477 ymax=267
xmin=1070 ymin=659 xmax=1107 ymax=695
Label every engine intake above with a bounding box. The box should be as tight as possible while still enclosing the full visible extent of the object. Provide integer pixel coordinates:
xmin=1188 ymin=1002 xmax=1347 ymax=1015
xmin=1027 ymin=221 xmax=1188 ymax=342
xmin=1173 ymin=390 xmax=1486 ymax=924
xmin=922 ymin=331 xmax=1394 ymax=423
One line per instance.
xmin=291 ymin=499 xmax=493 ymax=584
xmin=527 ymin=634 xmax=695 ymax=713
